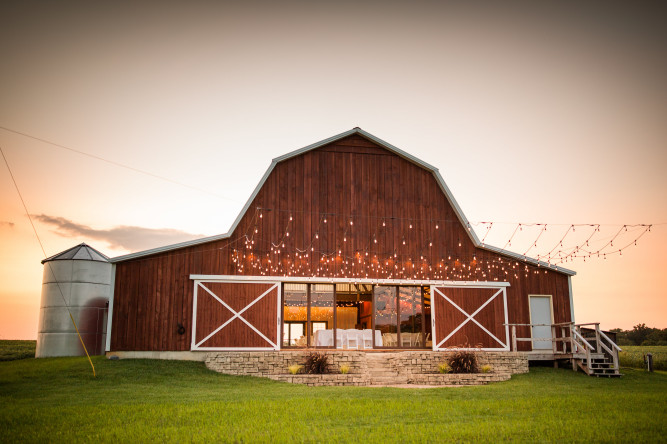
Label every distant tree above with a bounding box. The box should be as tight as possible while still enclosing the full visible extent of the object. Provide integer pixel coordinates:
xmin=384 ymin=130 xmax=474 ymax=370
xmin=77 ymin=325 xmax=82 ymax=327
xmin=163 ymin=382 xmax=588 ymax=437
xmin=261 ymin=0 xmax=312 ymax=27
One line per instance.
xmin=627 ymin=323 xmax=653 ymax=345
xmin=610 ymin=328 xmax=632 ymax=346
xmin=642 ymin=328 xmax=667 ymax=346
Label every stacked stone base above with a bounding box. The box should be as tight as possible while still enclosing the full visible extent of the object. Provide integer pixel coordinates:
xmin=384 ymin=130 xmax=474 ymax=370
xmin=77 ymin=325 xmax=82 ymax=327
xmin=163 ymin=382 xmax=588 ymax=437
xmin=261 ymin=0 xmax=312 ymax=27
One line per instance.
xmin=205 ymin=351 xmax=528 ymax=387
xmin=408 ymin=373 xmax=511 ymax=385
xmin=267 ymin=374 xmax=368 ymax=386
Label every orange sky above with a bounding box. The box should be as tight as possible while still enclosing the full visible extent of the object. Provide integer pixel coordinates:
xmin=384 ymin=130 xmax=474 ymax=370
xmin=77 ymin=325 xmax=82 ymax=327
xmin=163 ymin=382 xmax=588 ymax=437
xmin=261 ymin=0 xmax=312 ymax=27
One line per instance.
xmin=1 ymin=1 xmax=665 ymax=339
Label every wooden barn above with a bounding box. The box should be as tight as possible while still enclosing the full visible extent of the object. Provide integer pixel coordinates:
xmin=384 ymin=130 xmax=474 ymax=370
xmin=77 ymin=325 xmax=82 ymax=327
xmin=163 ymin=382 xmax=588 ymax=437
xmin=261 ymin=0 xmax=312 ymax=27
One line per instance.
xmin=103 ymin=128 xmax=620 ymax=379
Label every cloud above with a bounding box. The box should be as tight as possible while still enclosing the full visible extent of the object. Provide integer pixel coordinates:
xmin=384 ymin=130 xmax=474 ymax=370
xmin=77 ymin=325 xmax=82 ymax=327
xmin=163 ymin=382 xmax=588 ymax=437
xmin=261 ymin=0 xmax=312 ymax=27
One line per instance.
xmin=33 ymin=214 xmax=205 ymax=252
xmin=0 ymin=221 xmax=15 ymax=228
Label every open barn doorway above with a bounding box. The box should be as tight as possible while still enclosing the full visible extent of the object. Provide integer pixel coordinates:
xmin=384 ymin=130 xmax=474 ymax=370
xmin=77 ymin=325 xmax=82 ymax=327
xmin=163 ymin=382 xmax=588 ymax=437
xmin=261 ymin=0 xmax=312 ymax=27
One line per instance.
xmin=373 ymin=285 xmax=432 ymax=349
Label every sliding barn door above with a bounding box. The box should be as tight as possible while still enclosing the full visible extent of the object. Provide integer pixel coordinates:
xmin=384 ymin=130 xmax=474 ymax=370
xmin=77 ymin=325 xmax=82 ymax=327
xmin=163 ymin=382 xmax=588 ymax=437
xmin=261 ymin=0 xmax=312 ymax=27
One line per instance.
xmin=431 ymin=286 xmax=509 ymax=351
xmin=191 ymin=281 xmax=280 ymax=351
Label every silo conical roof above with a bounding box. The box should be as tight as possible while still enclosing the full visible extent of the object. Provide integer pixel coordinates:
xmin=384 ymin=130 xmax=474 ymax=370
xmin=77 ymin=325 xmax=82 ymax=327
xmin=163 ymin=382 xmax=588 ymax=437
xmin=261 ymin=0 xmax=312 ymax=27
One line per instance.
xmin=41 ymin=243 xmax=109 ymax=264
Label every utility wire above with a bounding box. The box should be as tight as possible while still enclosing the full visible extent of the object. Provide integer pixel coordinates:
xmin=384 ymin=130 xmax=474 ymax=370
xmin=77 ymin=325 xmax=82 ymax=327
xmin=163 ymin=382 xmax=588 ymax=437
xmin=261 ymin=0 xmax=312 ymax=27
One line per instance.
xmin=0 ymin=145 xmax=96 ymax=377
xmin=0 ymin=125 xmax=241 ymax=203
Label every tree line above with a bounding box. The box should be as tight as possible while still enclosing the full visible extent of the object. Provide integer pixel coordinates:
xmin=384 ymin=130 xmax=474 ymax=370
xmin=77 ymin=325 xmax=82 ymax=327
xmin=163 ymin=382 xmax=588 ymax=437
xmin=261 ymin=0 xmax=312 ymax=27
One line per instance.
xmin=609 ymin=324 xmax=667 ymax=346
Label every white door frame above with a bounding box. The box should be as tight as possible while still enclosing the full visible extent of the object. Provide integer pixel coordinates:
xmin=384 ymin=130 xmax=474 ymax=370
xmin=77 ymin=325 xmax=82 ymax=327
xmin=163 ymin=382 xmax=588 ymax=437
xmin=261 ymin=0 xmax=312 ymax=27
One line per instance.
xmin=191 ymin=279 xmax=281 ymax=351
xmin=528 ymin=294 xmax=554 ymax=350
xmin=431 ymin=285 xmax=510 ymax=351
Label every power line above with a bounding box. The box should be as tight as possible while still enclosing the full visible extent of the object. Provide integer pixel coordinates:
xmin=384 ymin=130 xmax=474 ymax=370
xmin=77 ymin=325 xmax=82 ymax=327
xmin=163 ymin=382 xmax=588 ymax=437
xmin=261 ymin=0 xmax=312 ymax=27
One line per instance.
xmin=0 ymin=125 xmax=242 ymax=203
xmin=0 ymin=145 xmax=96 ymax=377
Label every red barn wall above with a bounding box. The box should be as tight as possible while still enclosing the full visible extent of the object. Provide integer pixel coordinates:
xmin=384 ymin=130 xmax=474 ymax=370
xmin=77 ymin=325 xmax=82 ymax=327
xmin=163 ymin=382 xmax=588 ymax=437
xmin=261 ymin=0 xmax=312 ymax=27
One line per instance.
xmin=110 ymin=134 xmax=571 ymax=351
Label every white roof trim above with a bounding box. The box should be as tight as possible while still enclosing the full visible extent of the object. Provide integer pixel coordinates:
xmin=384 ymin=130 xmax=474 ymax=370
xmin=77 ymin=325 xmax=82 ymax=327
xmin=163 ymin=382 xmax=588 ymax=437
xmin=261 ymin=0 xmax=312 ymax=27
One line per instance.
xmin=109 ymin=128 xmax=575 ymax=276
xmin=190 ymin=274 xmax=512 ymax=287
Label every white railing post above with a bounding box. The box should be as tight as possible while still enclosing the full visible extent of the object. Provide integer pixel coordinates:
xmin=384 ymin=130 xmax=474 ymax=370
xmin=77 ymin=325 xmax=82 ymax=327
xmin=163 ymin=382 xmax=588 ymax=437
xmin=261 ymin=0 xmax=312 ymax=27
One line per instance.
xmin=512 ymin=325 xmax=517 ymax=351
xmin=551 ymin=325 xmax=557 ymax=354
xmin=594 ymin=323 xmax=601 ymax=353
xmin=569 ymin=324 xmax=576 ymax=370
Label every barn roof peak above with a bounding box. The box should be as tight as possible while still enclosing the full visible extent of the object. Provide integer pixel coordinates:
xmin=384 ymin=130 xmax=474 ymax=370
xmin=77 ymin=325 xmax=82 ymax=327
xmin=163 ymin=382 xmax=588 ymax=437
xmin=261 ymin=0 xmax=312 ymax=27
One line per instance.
xmin=271 ymin=128 xmax=439 ymax=173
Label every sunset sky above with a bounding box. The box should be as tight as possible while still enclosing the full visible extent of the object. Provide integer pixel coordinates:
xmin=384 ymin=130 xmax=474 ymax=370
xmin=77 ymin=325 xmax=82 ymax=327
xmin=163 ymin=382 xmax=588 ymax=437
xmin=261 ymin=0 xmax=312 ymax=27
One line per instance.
xmin=1 ymin=1 xmax=665 ymax=339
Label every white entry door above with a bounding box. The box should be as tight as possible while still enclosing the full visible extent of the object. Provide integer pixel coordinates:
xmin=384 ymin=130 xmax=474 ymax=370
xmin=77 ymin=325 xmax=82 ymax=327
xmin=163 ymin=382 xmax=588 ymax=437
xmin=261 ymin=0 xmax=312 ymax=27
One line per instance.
xmin=529 ymin=295 xmax=553 ymax=350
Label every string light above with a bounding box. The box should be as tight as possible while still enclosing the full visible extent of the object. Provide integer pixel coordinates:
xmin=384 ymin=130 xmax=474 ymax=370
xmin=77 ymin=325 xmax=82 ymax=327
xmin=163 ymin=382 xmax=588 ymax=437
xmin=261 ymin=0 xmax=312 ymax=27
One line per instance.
xmin=229 ymin=209 xmax=654 ymax=280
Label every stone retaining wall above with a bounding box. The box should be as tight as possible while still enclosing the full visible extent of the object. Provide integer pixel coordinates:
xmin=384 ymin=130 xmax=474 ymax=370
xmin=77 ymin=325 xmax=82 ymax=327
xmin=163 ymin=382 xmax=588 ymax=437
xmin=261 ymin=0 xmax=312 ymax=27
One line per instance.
xmin=389 ymin=351 xmax=529 ymax=378
xmin=205 ymin=351 xmax=368 ymax=376
xmin=205 ymin=351 xmax=528 ymax=386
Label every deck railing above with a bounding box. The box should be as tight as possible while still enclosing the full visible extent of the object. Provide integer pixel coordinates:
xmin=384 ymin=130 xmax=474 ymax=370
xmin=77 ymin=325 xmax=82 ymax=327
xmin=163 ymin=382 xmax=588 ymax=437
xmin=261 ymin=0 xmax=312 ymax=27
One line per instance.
xmin=506 ymin=322 xmax=621 ymax=375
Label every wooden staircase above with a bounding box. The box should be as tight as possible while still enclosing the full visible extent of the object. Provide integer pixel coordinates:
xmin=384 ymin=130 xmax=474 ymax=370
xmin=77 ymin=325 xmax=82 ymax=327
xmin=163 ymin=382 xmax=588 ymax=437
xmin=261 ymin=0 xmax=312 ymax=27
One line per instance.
xmin=570 ymin=323 xmax=622 ymax=377
xmin=510 ymin=322 xmax=622 ymax=377
xmin=575 ymin=353 xmax=621 ymax=377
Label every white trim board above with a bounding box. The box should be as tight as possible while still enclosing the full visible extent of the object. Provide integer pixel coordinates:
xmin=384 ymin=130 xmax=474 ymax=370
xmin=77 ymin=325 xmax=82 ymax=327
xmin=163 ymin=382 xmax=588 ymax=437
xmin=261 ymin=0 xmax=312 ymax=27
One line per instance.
xmin=105 ymin=264 xmax=116 ymax=352
xmin=190 ymin=274 xmax=511 ymax=288
xmin=108 ymin=128 xmax=575 ymax=276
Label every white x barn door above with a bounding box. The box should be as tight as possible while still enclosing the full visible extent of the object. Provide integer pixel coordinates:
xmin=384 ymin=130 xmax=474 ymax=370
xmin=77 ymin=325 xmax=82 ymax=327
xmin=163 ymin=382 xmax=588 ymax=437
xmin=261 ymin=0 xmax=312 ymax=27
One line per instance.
xmin=431 ymin=286 xmax=509 ymax=351
xmin=191 ymin=280 xmax=281 ymax=351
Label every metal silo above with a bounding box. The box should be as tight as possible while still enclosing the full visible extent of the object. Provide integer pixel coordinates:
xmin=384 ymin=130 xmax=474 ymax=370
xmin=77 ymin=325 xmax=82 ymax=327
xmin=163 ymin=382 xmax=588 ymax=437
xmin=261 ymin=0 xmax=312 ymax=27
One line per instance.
xmin=36 ymin=243 xmax=111 ymax=357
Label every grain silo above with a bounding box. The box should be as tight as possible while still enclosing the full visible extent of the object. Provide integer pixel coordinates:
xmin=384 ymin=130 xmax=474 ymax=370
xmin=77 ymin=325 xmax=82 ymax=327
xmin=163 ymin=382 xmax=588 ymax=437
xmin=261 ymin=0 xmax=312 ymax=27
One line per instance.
xmin=36 ymin=243 xmax=111 ymax=357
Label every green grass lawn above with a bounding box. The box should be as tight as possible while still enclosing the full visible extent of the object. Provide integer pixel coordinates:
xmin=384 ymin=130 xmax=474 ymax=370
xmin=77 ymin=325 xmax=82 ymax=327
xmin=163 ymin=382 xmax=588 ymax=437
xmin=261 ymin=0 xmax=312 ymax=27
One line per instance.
xmin=0 ymin=340 xmax=36 ymax=361
xmin=1 ymin=353 xmax=665 ymax=443
xmin=619 ymin=345 xmax=667 ymax=371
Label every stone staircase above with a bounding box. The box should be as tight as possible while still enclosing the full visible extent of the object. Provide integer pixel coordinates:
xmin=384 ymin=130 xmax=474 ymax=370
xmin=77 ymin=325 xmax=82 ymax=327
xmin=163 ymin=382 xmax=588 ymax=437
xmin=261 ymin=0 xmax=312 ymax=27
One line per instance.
xmin=364 ymin=353 xmax=406 ymax=386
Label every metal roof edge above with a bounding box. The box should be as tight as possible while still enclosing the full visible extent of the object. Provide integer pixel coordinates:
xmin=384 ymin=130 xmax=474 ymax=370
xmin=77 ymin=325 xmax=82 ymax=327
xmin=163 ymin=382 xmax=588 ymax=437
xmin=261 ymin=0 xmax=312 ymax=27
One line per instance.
xmin=272 ymin=128 xmax=359 ymax=163
xmin=42 ymin=242 xmax=110 ymax=264
xmin=480 ymin=243 xmax=577 ymax=276
xmin=108 ymin=232 xmax=231 ymax=263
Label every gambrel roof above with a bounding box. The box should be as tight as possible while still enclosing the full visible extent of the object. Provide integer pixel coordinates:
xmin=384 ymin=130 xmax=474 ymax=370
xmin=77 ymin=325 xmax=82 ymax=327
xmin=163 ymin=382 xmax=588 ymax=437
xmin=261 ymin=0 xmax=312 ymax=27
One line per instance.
xmin=110 ymin=128 xmax=575 ymax=276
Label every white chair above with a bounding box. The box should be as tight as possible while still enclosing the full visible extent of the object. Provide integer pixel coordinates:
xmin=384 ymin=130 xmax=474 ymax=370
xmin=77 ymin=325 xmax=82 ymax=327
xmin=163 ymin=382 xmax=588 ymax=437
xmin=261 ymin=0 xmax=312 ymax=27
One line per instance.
xmin=401 ymin=332 xmax=413 ymax=347
xmin=362 ymin=329 xmax=373 ymax=349
xmin=345 ymin=329 xmax=360 ymax=349
xmin=375 ymin=330 xmax=383 ymax=347
xmin=335 ymin=329 xmax=345 ymax=349
xmin=414 ymin=333 xmax=423 ymax=348
xmin=315 ymin=329 xmax=333 ymax=347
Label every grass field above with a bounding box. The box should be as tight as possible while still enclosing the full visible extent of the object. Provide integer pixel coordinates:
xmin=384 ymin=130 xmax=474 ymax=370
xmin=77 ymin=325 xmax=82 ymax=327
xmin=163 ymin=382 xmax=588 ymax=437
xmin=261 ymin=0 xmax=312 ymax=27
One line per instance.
xmin=0 ymin=340 xmax=36 ymax=361
xmin=1 ymin=346 xmax=666 ymax=443
xmin=619 ymin=345 xmax=667 ymax=371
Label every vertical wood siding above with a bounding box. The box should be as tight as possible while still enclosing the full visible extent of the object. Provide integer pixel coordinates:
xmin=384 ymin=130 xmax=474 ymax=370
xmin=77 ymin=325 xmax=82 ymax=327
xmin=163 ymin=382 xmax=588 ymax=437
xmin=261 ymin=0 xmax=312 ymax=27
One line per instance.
xmin=110 ymin=134 xmax=572 ymax=351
